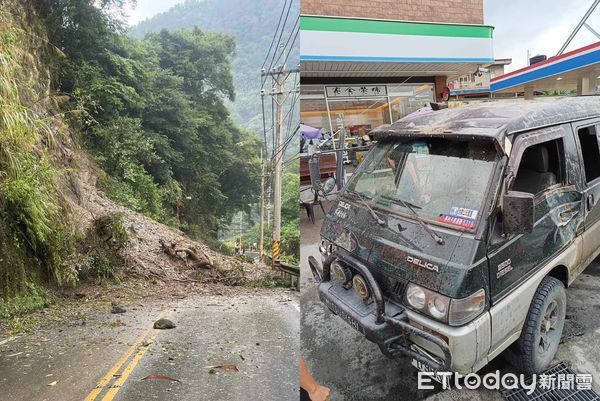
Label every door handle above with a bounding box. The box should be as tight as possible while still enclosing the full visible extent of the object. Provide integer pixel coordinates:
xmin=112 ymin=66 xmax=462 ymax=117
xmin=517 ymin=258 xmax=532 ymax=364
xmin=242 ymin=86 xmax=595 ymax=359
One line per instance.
xmin=588 ymin=194 xmax=595 ymax=211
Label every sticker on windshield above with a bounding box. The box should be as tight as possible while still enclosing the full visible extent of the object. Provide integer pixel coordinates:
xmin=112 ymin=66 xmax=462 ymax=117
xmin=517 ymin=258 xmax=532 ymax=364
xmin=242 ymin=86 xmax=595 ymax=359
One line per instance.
xmin=449 ymin=206 xmax=479 ymax=220
xmin=438 ymin=214 xmax=475 ymax=229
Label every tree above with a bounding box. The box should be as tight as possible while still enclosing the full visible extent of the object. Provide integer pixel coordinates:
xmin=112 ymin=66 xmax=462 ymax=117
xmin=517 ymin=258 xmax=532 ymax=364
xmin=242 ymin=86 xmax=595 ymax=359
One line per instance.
xmin=34 ymin=0 xmax=262 ymax=239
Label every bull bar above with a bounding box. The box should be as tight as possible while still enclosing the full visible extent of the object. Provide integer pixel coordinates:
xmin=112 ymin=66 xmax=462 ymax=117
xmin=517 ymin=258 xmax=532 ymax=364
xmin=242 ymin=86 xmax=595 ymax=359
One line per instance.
xmin=308 ymin=249 xmax=452 ymax=372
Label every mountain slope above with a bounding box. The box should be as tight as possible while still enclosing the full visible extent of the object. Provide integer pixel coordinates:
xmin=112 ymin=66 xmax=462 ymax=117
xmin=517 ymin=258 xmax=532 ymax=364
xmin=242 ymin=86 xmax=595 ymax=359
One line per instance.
xmin=130 ymin=0 xmax=300 ymax=131
xmin=0 ymin=0 xmax=263 ymax=304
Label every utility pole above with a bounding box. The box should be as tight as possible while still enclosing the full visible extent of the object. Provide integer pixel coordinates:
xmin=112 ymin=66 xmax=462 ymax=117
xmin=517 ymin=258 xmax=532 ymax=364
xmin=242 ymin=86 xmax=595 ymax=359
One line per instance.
xmin=261 ymin=65 xmax=299 ymax=268
xmin=259 ymin=149 xmax=265 ymax=262
xmin=272 ymin=67 xmax=285 ymax=267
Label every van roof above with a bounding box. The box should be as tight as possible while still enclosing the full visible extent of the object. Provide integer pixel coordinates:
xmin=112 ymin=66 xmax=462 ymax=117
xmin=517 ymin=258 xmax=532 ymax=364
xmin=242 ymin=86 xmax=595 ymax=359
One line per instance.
xmin=371 ymin=96 xmax=600 ymax=142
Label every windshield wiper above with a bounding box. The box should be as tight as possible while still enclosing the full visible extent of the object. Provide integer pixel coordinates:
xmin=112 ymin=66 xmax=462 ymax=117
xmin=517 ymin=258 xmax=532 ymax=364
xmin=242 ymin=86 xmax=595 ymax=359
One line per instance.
xmin=346 ymin=190 xmax=385 ymax=226
xmin=378 ymin=195 xmax=445 ymax=246
xmin=377 ymin=194 xmax=422 ymax=210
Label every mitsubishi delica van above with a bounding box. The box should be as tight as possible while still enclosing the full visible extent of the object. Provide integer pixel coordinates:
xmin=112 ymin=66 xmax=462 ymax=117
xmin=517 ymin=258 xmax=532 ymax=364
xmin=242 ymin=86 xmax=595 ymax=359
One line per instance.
xmin=308 ymin=97 xmax=600 ymax=376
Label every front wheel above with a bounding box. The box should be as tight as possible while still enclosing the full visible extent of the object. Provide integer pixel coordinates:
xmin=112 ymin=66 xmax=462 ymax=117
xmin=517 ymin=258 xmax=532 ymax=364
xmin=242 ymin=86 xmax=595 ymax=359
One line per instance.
xmin=511 ymin=276 xmax=566 ymax=374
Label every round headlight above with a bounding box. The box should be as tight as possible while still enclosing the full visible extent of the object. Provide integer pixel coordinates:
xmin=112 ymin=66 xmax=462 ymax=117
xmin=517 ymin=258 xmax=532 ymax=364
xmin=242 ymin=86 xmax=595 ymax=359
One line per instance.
xmin=352 ymin=274 xmax=370 ymax=300
xmin=406 ymin=285 xmax=426 ymax=310
xmin=331 ymin=261 xmax=351 ymax=283
xmin=428 ymin=296 xmax=448 ymax=319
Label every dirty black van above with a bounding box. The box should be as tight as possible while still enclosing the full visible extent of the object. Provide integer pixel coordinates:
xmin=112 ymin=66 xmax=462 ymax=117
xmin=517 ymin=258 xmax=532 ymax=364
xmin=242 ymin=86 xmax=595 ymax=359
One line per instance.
xmin=308 ymin=97 xmax=600 ymax=376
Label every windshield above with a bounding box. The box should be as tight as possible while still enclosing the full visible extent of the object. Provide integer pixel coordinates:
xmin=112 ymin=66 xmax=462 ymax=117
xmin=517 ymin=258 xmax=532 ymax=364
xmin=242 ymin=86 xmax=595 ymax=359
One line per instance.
xmin=346 ymin=137 xmax=498 ymax=231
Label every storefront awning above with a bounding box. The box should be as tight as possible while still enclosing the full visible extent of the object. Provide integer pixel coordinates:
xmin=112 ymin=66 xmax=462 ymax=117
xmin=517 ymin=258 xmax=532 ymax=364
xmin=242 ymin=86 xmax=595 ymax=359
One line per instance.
xmin=300 ymin=16 xmax=495 ymax=80
xmin=491 ymin=41 xmax=600 ymax=93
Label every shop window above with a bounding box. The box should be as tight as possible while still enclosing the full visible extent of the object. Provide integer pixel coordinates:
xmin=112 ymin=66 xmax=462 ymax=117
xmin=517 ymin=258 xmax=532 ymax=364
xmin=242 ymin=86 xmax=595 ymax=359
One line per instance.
xmin=577 ymin=126 xmax=600 ymax=183
xmin=513 ymin=139 xmax=564 ymax=196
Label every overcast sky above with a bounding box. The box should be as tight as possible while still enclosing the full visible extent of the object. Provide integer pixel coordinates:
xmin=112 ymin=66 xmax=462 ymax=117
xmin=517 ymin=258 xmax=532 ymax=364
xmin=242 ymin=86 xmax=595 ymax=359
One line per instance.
xmin=125 ymin=0 xmax=600 ymax=73
xmin=124 ymin=0 xmax=187 ymax=26
xmin=485 ymin=0 xmax=600 ymax=72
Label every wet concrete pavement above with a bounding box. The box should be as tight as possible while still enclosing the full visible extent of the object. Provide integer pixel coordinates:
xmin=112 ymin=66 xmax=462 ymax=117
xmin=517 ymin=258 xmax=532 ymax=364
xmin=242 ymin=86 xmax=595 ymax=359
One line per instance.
xmin=0 ymin=289 xmax=299 ymax=401
xmin=301 ymin=200 xmax=600 ymax=401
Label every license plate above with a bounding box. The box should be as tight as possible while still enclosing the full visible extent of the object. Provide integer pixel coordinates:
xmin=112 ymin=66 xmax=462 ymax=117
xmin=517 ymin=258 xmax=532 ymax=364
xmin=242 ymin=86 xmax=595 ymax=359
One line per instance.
xmin=410 ymin=345 xmax=450 ymax=387
xmin=323 ymin=297 xmax=364 ymax=334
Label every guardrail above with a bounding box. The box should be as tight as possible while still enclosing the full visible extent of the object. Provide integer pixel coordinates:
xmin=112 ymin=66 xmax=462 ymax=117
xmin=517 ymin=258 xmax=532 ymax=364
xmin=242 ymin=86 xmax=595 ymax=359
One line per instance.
xmin=279 ymin=262 xmax=300 ymax=277
xmin=264 ymin=256 xmax=300 ymax=290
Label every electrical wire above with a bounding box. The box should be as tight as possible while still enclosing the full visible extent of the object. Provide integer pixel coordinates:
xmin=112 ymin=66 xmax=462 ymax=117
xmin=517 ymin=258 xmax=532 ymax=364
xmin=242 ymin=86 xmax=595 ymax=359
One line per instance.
xmin=264 ymin=0 xmax=293 ymax=77
xmin=272 ymin=124 xmax=299 ymax=165
xmin=284 ymin=71 xmax=299 ymax=139
xmin=271 ymin=15 xmax=299 ymax=70
xmin=260 ymin=0 xmax=289 ymax=85
xmin=267 ymin=86 xmax=299 ymax=163
xmin=280 ymin=26 xmax=299 ymax=70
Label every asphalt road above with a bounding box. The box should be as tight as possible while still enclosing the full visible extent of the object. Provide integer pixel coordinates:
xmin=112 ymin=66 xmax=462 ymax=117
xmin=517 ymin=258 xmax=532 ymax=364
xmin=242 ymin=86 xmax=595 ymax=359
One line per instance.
xmin=300 ymin=200 xmax=600 ymax=401
xmin=0 ymin=289 xmax=299 ymax=401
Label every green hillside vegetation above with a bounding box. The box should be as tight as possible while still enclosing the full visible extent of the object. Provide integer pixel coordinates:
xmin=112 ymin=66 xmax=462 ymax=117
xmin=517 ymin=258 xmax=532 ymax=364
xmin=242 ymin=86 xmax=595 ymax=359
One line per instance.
xmin=0 ymin=0 xmax=78 ymax=299
xmin=0 ymin=0 xmax=262 ymax=302
xmin=130 ymin=0 xmax=300 ymax=132
xmin=39 ymin=0 xmax=262 ymax=239
xmin=132 ymin=0 xmax=301 ymax=263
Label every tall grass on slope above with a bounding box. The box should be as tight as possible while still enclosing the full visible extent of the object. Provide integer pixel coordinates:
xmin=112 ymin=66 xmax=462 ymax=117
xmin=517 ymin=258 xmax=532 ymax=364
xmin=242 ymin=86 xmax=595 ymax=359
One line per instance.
xmin=0 ymin=6 xmax=77 ymax=298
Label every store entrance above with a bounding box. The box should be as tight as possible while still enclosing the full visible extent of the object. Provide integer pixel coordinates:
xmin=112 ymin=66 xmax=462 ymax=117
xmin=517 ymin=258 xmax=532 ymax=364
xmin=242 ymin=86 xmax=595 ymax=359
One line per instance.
xmin=326 ymin=97 xmax=391 ymax=139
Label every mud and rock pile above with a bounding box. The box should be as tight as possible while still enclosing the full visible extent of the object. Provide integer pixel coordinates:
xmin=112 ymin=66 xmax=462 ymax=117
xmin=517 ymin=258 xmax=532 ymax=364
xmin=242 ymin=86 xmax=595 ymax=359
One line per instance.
xmin=64 ymin=151 xmax=263 ymax=286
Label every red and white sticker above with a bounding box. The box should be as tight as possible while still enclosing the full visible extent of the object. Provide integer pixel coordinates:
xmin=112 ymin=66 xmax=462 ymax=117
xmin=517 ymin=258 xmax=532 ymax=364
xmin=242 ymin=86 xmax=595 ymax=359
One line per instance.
xmin=438 ymin=214 xmax=475 ymax=229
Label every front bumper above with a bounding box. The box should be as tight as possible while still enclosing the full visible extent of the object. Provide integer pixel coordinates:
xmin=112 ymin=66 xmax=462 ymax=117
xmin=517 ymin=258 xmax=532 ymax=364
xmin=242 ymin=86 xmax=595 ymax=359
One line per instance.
xmin=309 ymin=250 xmax=453 ymax=372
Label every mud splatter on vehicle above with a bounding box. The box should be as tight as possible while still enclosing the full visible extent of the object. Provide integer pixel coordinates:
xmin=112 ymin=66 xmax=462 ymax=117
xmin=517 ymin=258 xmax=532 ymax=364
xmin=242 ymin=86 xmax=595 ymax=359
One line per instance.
xmin=309 ymin=97 xmax=600 ymax=376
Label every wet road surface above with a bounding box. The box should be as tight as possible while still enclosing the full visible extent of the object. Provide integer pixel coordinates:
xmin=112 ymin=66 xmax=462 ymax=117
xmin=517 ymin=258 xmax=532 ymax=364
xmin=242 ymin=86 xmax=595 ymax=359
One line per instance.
xmin=301 ymin=200 xmax=600 ymax=401
xmin=0 ymin=289 xmax=299 ymax=401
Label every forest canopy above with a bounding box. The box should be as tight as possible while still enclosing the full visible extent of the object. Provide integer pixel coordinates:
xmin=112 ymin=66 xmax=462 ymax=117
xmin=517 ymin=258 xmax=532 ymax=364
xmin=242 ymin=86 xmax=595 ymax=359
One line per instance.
xmin=34 ymin=0 xmax=262 ymax=238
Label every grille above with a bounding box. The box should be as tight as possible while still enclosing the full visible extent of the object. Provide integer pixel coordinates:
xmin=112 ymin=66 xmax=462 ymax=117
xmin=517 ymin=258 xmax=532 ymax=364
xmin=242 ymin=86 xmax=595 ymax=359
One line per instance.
xmin=500 ymin=362 xmax=600 ymax=401
xmin=392 ymin=279 xmax=407 ymax=298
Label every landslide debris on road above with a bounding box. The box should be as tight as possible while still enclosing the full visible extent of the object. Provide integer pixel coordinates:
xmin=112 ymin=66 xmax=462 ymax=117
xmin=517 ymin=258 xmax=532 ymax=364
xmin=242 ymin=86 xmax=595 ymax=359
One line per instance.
xmin=63 ymin=150 xmax=263 ymax=287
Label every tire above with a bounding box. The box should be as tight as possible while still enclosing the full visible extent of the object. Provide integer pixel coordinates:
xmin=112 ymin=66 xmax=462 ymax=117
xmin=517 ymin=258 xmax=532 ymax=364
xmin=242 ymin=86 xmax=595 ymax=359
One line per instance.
xmin=510 ymin=276 xmax=566 ymax=374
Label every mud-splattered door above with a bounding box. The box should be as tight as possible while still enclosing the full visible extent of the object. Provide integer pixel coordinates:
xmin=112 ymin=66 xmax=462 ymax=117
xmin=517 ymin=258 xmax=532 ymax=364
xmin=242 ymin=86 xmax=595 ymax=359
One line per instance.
xmin=572 ymin=122 xmax=600 ymax=267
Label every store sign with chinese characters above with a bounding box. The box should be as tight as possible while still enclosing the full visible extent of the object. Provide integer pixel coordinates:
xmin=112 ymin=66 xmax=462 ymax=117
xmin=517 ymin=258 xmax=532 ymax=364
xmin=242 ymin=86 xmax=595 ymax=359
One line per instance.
xmin=325 ymin=85 xmax=388 ymax=98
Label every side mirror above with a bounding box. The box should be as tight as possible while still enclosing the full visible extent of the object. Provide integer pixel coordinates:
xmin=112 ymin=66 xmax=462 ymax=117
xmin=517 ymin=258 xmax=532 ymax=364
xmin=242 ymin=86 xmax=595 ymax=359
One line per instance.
xmin=502 ymin=191 xmax=535 ymax=234
xmin=309 ymin=157 xmax=335 ymax=196
xmin=323 ymin=177 xmax=336 ymax=194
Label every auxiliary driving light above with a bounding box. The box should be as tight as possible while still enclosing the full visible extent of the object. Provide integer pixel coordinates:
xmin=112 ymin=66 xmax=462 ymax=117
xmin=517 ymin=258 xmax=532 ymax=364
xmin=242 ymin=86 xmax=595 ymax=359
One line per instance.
xmin=352 ymin=274 xmax=370 ymax=300
xmin=331 ymin=261 xmax=353 ymax=285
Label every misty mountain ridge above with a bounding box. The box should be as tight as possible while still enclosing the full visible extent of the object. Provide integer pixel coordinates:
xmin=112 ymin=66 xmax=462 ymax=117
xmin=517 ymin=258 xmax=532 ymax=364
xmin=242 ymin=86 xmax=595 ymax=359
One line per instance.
xmin=130 ymin=0 xmax=299 ymax=132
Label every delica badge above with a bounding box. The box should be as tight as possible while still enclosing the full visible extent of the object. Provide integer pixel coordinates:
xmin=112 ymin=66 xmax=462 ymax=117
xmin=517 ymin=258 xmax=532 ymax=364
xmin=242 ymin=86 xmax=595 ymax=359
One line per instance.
xmin=437 ymin=206 xmax=479 ymax=229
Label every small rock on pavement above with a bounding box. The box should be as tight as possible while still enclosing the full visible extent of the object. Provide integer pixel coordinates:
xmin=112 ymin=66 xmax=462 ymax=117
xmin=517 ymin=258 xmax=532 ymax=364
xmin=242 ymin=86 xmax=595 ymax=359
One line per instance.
xmin=111 ymin=305 xmax=126 ymax=314
xmin=154 ymin=318 xmax=176 ymax=329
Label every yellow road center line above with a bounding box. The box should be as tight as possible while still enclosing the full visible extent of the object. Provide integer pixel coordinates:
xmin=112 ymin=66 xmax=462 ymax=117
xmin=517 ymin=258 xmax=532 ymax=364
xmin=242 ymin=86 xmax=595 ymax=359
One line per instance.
xmin=100 ymin=335 xmax=157 ymax=401
xmin=84 ymin=312 xmax=165 ymax=401
xmin=83 ymin=329 xmax=151 ymax=401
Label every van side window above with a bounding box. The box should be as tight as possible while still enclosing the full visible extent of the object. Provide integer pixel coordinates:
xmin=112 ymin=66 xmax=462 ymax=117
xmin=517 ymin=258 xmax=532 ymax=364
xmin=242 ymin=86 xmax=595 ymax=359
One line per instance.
xmin=512 ymin=139 xmax=564 ymax=196
xmin=577 ymin=126 xmax=600 ymax=183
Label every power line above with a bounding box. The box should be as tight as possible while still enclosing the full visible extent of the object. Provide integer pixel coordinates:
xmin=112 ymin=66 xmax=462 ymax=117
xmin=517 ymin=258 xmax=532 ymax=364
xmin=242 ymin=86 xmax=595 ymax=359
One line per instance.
xmin=280 ymin=27 xmax=299 ymax=70
xmin=268 ymin=87 xmax=299 ymax=162
xmin=284 ymin=71 xmax=299 ymax=139
xmin=271 ymin=15 xmax=299 ymax=70
xmin=283 ymin=154 xmax=300 ymax=168
xmin=272 ymin=124 xmax=299 ymax=165
xmin=264 ymin=0 xmax=293 ymax=79
xmin=261 ymin=0 xmax=289 ymax=72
